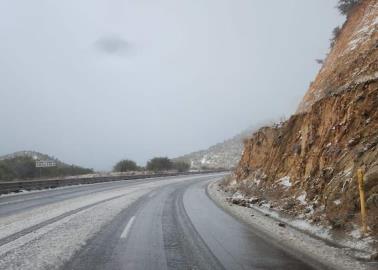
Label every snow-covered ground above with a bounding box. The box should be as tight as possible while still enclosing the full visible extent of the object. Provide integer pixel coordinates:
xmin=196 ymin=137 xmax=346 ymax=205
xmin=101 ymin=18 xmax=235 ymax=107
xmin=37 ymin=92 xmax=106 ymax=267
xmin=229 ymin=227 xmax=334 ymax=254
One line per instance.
xmin=208 ymin=181 xmax=377 ymax=270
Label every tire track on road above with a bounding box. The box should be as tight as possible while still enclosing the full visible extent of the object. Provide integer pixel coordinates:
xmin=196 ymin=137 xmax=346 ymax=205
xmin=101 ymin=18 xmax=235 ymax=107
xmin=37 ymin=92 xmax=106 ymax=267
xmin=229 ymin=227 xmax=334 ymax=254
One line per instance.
xmin=0 ymin=192 xmax=133 ymax=253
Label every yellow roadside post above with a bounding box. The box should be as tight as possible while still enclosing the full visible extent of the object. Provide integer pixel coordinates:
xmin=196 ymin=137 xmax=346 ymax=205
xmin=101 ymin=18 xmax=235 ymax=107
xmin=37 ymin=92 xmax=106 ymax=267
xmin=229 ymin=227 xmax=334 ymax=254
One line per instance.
xmin=357 ymin=168 xmax=368 ymax=234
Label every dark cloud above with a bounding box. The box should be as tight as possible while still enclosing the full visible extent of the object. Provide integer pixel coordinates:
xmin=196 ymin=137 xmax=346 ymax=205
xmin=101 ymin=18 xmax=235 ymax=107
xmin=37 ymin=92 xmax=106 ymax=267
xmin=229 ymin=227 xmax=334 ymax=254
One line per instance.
xmin=94 ymin=36 xmax=131 ymax=55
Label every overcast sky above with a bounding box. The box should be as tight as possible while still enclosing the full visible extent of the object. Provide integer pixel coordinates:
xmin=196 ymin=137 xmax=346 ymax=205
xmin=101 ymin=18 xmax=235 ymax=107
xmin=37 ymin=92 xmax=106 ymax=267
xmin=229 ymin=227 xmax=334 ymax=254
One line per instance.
xmin=0 ymin=0 xmax=344 ymax=170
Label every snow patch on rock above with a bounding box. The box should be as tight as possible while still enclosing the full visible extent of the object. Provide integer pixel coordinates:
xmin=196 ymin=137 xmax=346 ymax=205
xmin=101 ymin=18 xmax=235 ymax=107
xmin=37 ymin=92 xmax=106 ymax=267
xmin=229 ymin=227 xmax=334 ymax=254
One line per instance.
xmin=297 ymin=192 xmax=307 ymax=205
xmin=278 ymin=176 xmax=292 ymax=188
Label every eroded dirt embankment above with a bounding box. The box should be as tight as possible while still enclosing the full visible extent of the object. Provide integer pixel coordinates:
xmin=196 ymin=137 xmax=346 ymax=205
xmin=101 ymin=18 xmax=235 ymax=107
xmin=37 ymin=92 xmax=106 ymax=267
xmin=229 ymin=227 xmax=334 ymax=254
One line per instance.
xmin=229 ymin=0 xmax=378 ymax=240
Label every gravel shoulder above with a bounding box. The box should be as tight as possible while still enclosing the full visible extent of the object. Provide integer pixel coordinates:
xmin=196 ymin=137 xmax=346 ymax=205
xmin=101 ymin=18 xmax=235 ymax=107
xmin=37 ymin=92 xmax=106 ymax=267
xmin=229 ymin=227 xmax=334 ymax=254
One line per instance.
xmin=208 ymin=180 xmax=377 ymax=270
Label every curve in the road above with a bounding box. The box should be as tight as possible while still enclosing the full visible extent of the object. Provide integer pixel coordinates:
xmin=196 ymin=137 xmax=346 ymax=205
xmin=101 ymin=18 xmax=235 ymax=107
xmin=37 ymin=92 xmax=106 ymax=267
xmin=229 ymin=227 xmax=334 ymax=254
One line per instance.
xmin=62 ymin=176 xmax=315 ymax=270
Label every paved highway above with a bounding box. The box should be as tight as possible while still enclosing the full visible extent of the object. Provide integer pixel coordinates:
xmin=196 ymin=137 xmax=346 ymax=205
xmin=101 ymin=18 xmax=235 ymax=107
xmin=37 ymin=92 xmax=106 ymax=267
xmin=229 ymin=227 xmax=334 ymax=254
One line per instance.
xmin=0 ymin=174 xmax=315 ymax=270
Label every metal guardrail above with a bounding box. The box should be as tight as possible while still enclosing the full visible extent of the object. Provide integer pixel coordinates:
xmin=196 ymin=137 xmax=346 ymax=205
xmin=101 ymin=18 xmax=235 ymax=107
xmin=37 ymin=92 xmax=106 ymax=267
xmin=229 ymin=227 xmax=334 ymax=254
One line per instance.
xmin=0 ymin=170 xmax=228 ymax=195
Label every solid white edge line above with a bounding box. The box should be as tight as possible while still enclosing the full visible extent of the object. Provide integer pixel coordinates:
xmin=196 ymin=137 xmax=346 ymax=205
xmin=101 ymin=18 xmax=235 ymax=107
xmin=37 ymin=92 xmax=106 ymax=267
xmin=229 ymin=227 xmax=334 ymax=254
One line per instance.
xmin=120 ymin=216 xmax=135 ymax=239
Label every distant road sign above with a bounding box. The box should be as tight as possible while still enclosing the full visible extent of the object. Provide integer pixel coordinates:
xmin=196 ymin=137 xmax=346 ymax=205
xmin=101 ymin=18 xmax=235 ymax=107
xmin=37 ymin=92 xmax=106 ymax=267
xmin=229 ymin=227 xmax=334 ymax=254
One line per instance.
xmin=35 ymin=160 xmax=56 ymax=168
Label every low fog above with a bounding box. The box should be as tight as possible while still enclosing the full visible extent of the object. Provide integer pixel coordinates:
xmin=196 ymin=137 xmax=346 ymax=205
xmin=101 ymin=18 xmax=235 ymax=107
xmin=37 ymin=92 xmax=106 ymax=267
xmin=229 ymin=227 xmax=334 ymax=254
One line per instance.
xmin=0 ymin=0 xmax=344 ymax=170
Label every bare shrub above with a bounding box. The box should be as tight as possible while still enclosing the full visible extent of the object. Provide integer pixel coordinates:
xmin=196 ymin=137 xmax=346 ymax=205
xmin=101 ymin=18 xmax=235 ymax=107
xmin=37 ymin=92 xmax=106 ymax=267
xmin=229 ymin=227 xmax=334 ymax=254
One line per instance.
xmin=337 ymin=0 xmax=360 ymax=16
xmin=330 ymin=26 xmax=341 ymax=48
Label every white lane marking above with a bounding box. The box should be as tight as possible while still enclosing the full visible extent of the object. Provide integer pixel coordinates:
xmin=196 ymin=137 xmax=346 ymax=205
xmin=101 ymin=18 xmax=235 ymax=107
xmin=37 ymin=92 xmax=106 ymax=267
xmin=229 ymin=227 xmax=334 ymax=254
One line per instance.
xmin=120 ymin=216 xmax=135 ymax=239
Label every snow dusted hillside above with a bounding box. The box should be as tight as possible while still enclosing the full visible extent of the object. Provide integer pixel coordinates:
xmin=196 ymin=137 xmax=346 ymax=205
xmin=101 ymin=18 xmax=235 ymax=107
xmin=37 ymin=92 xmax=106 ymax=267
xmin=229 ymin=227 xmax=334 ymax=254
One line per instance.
xmin=174 ymin=127 xmax=259 ymax=170
xmin=0 ymin=151 xmax=68 ymax=166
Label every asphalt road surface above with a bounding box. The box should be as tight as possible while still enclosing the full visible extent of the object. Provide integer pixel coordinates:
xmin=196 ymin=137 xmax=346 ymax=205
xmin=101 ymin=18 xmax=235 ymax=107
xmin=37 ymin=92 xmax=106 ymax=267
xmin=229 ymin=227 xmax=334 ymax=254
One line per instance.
xmin=0 ymin=174 xmax=315 ymax=270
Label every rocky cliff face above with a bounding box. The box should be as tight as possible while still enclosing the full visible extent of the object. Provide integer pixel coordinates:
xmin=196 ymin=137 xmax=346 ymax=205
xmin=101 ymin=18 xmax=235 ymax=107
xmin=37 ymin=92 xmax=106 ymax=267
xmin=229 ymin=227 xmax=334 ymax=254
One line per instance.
xmin=233 ymin=0 xmax=378 ymax=237
xmin=297 ymin=0 xmax=378 ymax=113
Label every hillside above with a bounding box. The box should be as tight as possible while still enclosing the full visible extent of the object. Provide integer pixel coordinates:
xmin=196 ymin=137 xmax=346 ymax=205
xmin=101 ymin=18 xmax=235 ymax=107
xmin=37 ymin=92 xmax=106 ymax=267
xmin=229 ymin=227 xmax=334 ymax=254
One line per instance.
xmin=0 ymin=151 xmax=93 ymax=181
xmin=297 ymin=0 xmax=378 ymax=113
xmin=226 ymin=0 xmax=378 ymax=242
xmin=0 ymin=151 xmax=68 ymax=166
xmin=174 ymin=127 xmax=258 ymax=170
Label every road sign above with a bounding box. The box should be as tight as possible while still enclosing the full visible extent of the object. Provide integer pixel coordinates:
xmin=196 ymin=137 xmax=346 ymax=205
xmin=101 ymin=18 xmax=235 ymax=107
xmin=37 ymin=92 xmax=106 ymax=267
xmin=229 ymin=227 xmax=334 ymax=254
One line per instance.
xmin=35 ymin=160 xmax=56 ymax=168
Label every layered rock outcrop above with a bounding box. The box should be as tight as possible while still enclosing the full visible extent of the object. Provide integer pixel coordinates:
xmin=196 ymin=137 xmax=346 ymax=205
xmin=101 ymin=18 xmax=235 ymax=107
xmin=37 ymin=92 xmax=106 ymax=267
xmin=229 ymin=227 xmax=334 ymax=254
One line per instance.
xmin=297 ymin=0 xmax=378 ymax=113
xmin=234 ymin=0 xmax=378 ymax=236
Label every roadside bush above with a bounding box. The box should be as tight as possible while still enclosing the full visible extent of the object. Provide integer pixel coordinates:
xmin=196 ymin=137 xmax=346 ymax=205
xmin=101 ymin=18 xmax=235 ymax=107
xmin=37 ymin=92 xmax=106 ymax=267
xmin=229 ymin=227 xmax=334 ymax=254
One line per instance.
xmin=337 ymin=0 xmax=360 ymax=16
xmin=330 ymin=26 xmax=341 ymax=48
xmin=113 ymin=159 xmax=139 ymax=172
xmin=0 ymin=157 xmax=36 ymax=180
xmin=146 ymin=157 xmax=173 ymax=172
xmin=315 ymin=59 xmax=324 ymax=65
xmin=172 ymin=161 xmax=190 ymax=172
xmin=200 ymin=165 xmax=211 ymax=171
xmin=220 ymin=174 xmax=233 ymax=187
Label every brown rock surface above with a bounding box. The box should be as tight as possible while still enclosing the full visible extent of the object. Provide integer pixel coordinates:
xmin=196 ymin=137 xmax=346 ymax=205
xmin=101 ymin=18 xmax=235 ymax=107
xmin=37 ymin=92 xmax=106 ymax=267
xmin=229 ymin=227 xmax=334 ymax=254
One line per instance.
xmin=297 ymin=0 xmax=378 ymax=113
xmin=232 ymin=0 xmax=378 ymax=237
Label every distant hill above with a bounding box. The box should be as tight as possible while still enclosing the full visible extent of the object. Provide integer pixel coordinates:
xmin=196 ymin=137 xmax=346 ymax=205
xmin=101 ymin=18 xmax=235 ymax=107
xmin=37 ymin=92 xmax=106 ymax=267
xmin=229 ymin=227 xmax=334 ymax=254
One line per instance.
xmin=174 ymin=127 xmax=260 ymax=170
xmin=0 ymin=151 xmax=68 ymax=166
xmin=0 ymin=151 xmax=93 ymax=181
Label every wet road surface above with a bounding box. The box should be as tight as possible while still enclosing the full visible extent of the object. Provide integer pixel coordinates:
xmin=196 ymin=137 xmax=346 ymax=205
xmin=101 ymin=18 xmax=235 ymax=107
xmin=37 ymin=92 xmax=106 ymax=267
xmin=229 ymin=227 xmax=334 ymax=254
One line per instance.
xmin=0 ymin=174 xmax=315 ymax=270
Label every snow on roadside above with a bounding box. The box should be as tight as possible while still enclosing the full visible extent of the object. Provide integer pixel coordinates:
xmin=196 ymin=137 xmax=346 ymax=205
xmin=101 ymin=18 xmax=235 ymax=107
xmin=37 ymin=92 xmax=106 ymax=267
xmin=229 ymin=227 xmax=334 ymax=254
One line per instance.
xmin=244 ymin=199 xmax=333 ymax=241
xmin=0 ymin=184 xmax=77 ymax=199
xmin=252 ymin=195 xmax=374 ymax=255
xmin=0 ymin=175 xmax=214 ymax=269
xmin=208 ymin=181 xmax=377 ymax=270
xmin=222 ymin=182 xmax=375 ymax=255
xmin=0 ymin=188 xmax=147 ymax=269
xmin=0 ymin=189 xmax=39 ymax=198
xmin=0 ymin=186 xmax=137 ymax=240
xmin=0 ymin=175 xmax=206 ymax=241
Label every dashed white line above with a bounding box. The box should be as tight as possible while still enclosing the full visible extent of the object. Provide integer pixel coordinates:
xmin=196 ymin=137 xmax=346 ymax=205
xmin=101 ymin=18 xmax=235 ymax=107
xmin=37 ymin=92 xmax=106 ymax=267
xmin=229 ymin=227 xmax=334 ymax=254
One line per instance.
xmin=120 ymin=216 xmax=135 ymax=239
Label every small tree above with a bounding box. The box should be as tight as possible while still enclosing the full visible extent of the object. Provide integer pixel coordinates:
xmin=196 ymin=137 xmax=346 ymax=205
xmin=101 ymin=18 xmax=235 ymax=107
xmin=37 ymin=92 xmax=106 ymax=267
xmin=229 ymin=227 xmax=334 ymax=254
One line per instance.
xmin=172 ymin=161 xmax=190 ymax=172
xmin=113 ymin=159 xmax=139 ymax=172
xmin=315 ymin=59 xmax=324 ymax=65
xmin=337 ymin=0 xmax=360 ymax=16
xmin=146 ymin=157 xmax=173 ymax=172
xmin=330 ymin=26 xmax=341 ymax=48
xmin=201 ymin=165 xmax=211 ymax=171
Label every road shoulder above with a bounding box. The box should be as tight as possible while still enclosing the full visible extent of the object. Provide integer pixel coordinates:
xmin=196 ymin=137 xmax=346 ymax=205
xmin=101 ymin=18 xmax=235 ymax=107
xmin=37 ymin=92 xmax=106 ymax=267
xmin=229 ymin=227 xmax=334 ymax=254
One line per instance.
xmin=207 ymin=180 xmax=376 ymax=270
